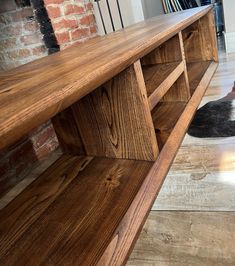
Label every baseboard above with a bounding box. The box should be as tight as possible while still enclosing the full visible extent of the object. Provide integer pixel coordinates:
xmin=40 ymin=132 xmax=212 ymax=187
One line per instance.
xmin=224 ymin=31 xmax=235 ymax=53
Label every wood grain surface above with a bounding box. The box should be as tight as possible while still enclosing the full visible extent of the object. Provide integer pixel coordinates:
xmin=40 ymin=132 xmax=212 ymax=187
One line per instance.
xmin=187 ymin=61 xmax=212 ymax=94
xmin=0 ymin=6 xmax=219 ymax=265
xmin=0 ymin=6 xmax=212 ymax=150
xmin=95 ymin=62 xmax=218 ymax=266
xmin=143 ymin=62 xmax=184 ymax=109
xmin=65 ymin=60 xmax=158 ymax=161
xmin=0 ymin=157 xmax=152 ymax=265
xmin=52 ymin=108 xmax=85 ymax=155
xmin=182 ymin=9 xmax=218 ymax=63
xmin=141 ymin=33 xmax=182 ymax=65
xmin=152 ymin=102 xmax=187 ymax=149
xmin=0 ymin=155 xmax=92 ymax=257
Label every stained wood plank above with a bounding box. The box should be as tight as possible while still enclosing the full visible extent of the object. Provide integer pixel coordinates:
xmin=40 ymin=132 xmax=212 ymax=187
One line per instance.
xmin=0 ymin=155 xmax=92 ymax=257
xmin=128 ymin=212 xmax=235 ymax=266
xmin=52 ymin=108 xmax=85 ymax=155
xmin=152 ymin=102 xmax=187 ymax=149
xmin=141 ymin=33 xmax=183 ymax=65
xmin=0 ymin=157 xmax=153 ymax=265
xmin=161 ymin=72 xmax=190 ymax=103
xmin=187 ymin=61 xmax=212 ymax=94
xmin=182 ymin=9 xmax=218 ymax=63
xmin=0 ymin=6 xmax=213 ymax=150
xmin=66 ymin=60 xmax=158 ymax=161
xmin=142 ymin=62 xmax=184 ymax=110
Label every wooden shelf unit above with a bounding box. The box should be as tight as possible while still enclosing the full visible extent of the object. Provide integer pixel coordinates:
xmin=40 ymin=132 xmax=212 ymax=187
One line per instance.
xmin=0 ymin=6 xmax=218 ymax=266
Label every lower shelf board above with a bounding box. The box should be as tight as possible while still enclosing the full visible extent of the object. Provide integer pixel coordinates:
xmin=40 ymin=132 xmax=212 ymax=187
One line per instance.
xmin=187 ymin=60 xmax=212 ymax=94
xmin=152 ymin=102 xmax=187 ymax=149
xmin=0 ymin=155 xmax=153 ymax=265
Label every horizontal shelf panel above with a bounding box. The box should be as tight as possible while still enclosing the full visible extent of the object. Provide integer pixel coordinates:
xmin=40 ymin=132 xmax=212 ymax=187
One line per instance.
xmin=0 ymin=155 xmax=153 ymax=265
xmin=143 ymin=62 xmax=184 ymax=110
xmin=152 ymin=102 xmax=187 ymax=149
xmin=187 ymin=61 xmax=212 ymax=94
xmin=152 ymin=102 xmax=187 ymax=131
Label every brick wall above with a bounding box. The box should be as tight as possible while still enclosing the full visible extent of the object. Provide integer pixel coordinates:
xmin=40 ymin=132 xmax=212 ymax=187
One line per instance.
xmin=0 ymin=0 xmax=48 ymax=71
xmin=0 ymin=0 xmax=97 ymax=197
xmin=44 ymin=0 xmax=96 ymax=50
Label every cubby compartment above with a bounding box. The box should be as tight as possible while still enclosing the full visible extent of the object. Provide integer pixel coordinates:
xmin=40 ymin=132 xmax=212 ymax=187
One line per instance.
xmin=182 ymin=11 xmax=218 ymax=95
xmin=151 ymin=73 xmax=189 ymax=150
xmin=141 ymin=33 xmax=185 ymax=110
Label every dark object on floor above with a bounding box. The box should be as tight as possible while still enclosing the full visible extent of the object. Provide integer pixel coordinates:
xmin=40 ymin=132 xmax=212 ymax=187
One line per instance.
xmin=188 ymin=82 xmax=235 ymax=138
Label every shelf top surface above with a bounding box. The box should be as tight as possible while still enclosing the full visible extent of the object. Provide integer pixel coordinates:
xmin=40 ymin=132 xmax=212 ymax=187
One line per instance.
xmin=0 ymin=5 xmax=212 ymax=149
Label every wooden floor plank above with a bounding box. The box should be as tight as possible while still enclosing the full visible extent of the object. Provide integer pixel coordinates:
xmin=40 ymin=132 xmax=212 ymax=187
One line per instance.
xmin=152 ymin=172 xmax=235 ymax=211
xmin=127 ymin=211 xmax=235 ymax=266
xmin=0 ymin=157 xmax=152 ymax=265
xmin=170 ymin=143 xmax=235 ymax=173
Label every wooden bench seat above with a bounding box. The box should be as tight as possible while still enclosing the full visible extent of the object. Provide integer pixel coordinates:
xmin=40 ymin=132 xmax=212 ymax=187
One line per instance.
xmin=0 ymin=5 xmax=218 ymax=265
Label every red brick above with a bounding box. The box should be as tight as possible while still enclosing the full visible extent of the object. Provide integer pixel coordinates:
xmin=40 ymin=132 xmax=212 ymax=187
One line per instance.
xmin=31 ymin=125 xmax=56 ymax=149
xmin=79 ymin=14 xmax=95 ymax=26
xmin=64 ymin=4 xmax=84 ymax=16
xmin=70 ymin=28 xmax=90 ymax=40
xmin=35 ymin=138 xmax=59 ymax=160
xmin=44 ymin=0 xmax=64 ymax=4
xmin=0 ymin=38 xmax=17 ymax=50
xmin=2 ymin=24 xmax=22 ymax=36
xmin=32 ymin=45 xmax=47 ymax=56
xmin=7 ymin=48 xmax=31 ymax=60
xmin=20 ymin=34 xmax=42 ymax=45
xmin=52 ymin=18 xmax=78 ymax=31
xmin=24 ymin=20 xmax=39 ymax=32
xmin=55 ymin=31 xmax=70 ymax=44
xmin=90 ymin=25 xmax=97 ymax=34
xmin=46 ymin=5 xmax=61 ymax=19
xmin=85 ymin=2 xmax=94 ymax=11
xmin=10 ymin=8 xmax=34 ymax=22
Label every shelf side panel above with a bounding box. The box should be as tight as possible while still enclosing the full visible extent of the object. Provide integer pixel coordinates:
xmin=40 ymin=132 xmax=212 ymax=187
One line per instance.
xmin=54 ymin=60 xmax=158 ymax=161
xmin=182 ymin=9 xmax=218 ymax=63
xmin=141 ymin=34 xmax=183 ymax=65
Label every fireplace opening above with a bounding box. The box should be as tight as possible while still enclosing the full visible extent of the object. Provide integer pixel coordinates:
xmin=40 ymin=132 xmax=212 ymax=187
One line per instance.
xmin=15 ymin=0 xmax=31 ymax=8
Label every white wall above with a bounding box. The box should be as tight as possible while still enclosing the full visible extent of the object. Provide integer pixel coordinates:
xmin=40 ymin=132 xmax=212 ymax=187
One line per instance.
xmin=222 ymin=0 xmax=235 ymax=53
xmin=141 ymin=0 xmax=164 ymax=19
xmin=93 ymin=0 xmax=144 ymax=35
xmin=222 ymin=0 xmax=235 ymax=33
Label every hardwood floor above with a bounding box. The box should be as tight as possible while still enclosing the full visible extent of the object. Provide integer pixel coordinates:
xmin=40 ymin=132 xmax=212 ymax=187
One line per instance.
xmin=127 ymin=212 xmax=235 ymax=266
xmin=128 ymin=46 xmax=235 ymax=265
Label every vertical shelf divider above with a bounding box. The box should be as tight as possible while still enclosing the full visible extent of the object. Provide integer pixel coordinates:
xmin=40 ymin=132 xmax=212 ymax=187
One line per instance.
xmin=53 ymin=60 xmax=159 ymax=162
